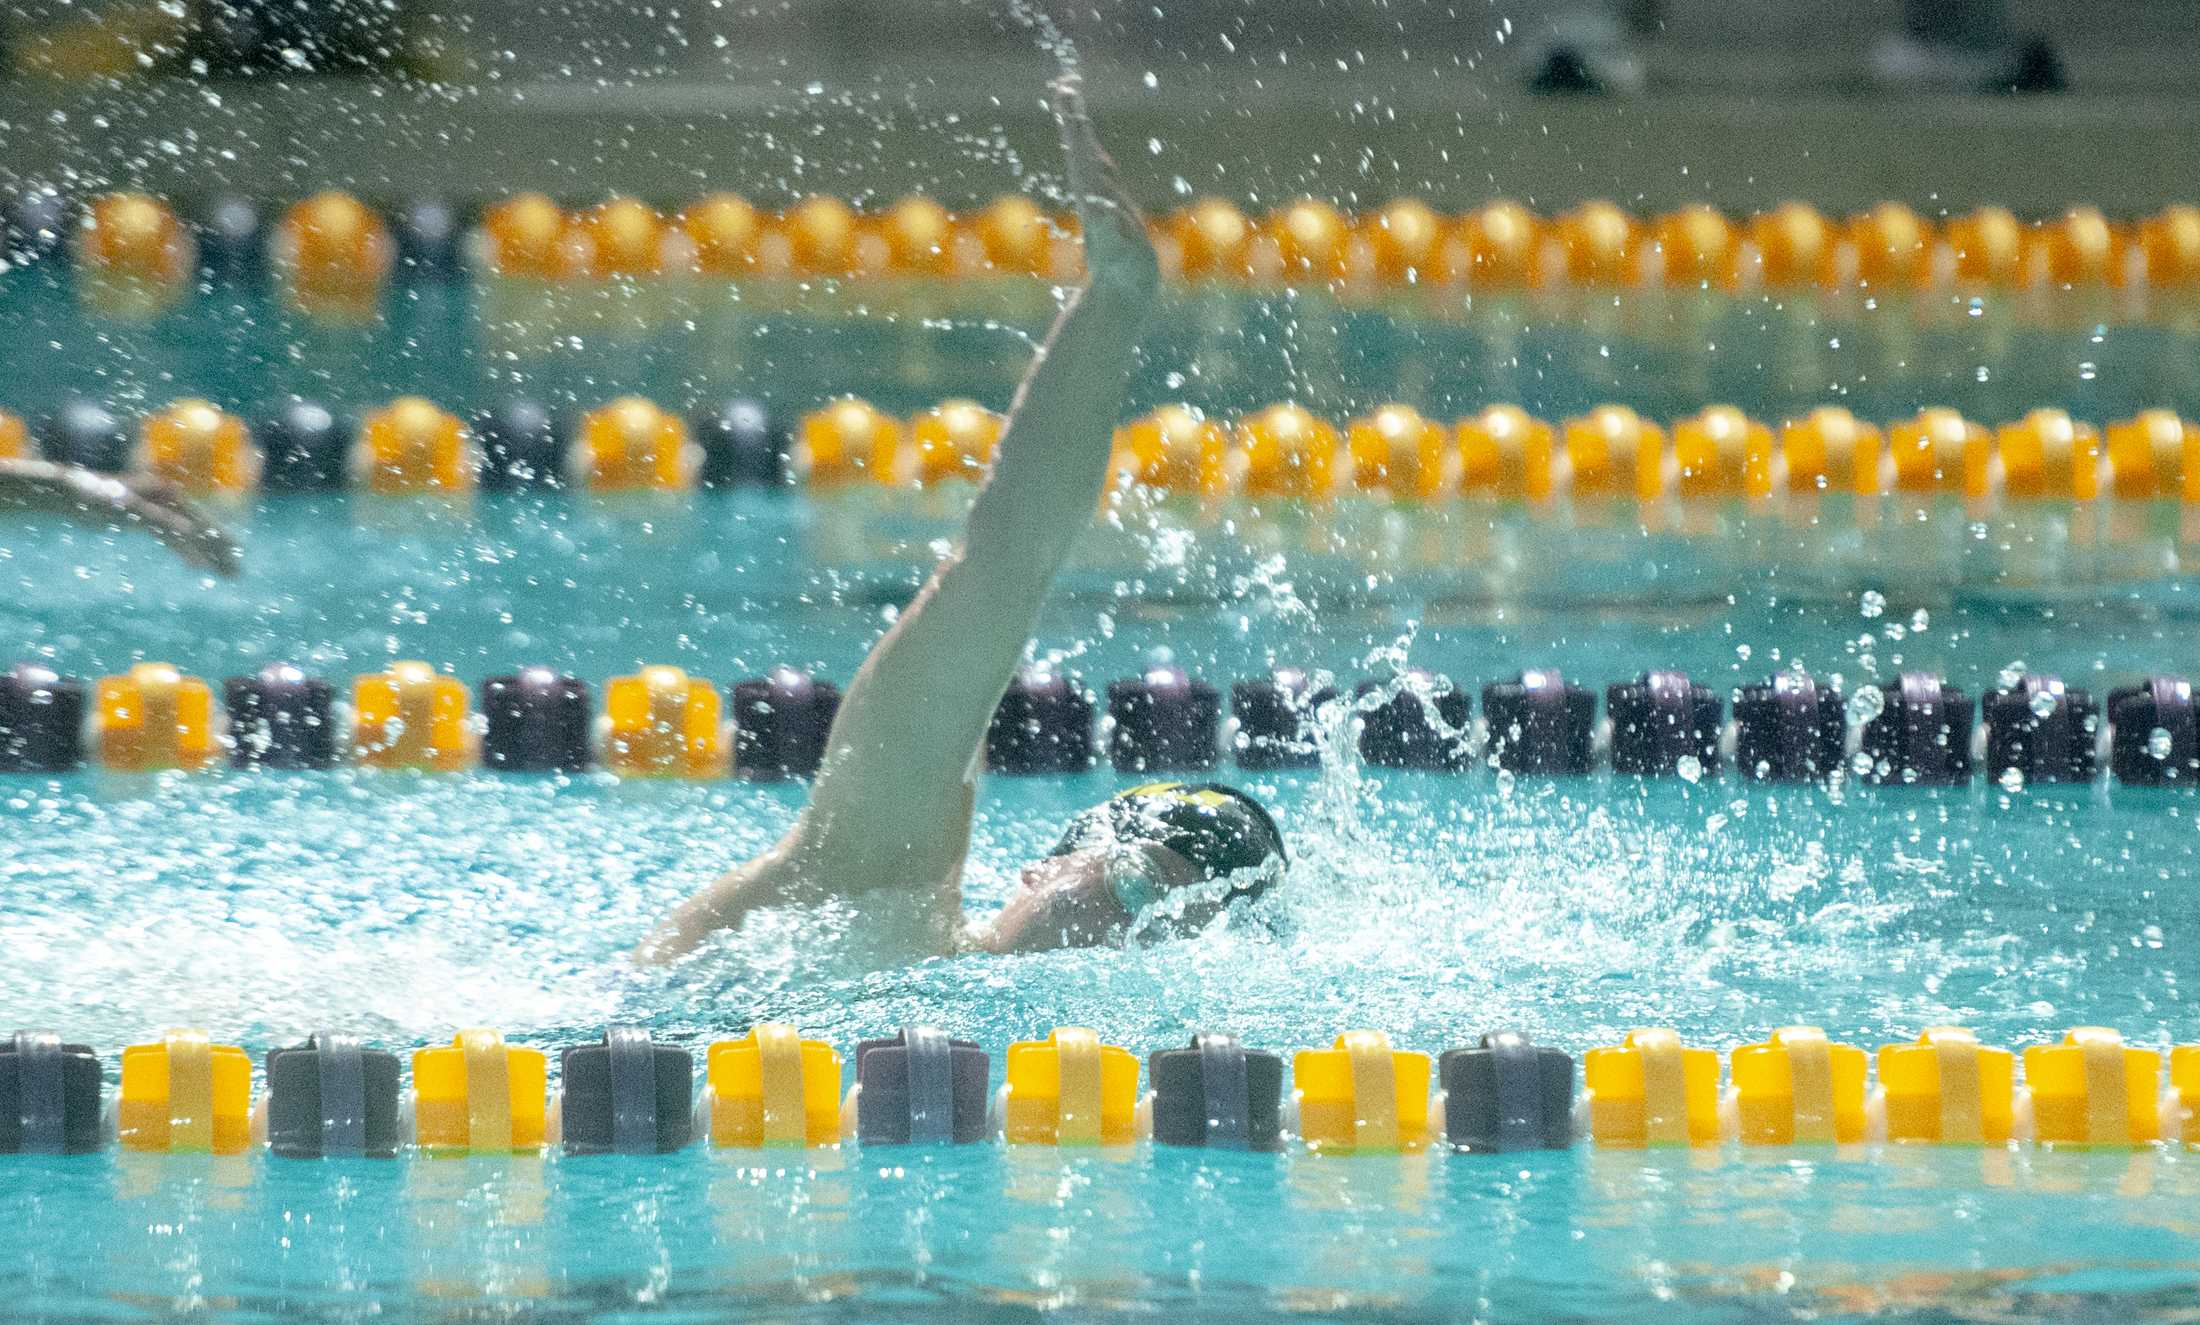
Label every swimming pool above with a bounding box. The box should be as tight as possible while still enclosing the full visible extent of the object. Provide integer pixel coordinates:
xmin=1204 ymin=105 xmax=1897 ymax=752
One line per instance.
xmin=4 ymin=467 xmax=2199 ymax=1320
xmin=5 ymin=178 xmax=2200 ymax=1320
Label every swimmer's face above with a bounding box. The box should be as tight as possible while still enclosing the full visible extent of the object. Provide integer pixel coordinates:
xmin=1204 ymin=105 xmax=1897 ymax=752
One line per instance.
xmin=980 ymin=845 xmax=1204 ymax=954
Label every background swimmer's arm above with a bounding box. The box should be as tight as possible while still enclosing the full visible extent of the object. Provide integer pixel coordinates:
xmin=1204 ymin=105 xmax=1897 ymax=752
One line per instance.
xmin=0 ymin=459 xmax=241 ymax=577
xmin=638 ymin=75 xmax=1154 ymax=962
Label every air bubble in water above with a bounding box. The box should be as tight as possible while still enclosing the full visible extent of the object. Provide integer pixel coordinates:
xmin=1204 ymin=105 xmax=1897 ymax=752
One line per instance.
xmin=2148 ymin=727 xmax=2175 ymax=760
xmin=1999 ymin=766 xmax=2025 ymax=791
xmin=2000 ymin=660 xmax=2028 ymax=689
xmin=1676 ymin=755 xmax=1703 ymax=784
xmin=1911 ymin=609 xmax=1930 ymax=632
xmin=1848 ymin=685 xmax=1885 ymax=723
xmin=2029 ymin=688 xmax=2059 ymax=719
xmin=1860 ymin=590 xmax=1886 ymax=619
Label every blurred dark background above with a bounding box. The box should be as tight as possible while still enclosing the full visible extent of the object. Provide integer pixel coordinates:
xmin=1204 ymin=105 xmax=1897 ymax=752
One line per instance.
xmin=1 ymin=0 xmax=2196 ymax=210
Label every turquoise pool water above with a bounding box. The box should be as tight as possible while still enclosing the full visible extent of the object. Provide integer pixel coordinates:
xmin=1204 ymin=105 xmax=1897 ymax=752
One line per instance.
xmin=7 ymin=228 xmax=2200 ymax=1321
xmin=6 ymin=262 xmax=2200 ymax=429
xmin=3 ymin=486 xmax=2198 ymax=1320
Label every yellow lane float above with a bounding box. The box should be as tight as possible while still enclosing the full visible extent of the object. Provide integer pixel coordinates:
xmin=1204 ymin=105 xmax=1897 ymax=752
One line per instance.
xmin=271 ymin=190 xmax=393 ymax=319
xmin=412 ymin=1029 xmax=548 ymax=1155
xmin=1236 ymin=403 xmax=1341 ymax=500
xmin=1457 ymin=404 xmax=1557 ymax=500
xmin=576 ymin=397 xmax=695 ymax=491
xmin=1724 ymin=1026 xmax=1869 ymax=1145
xmin=1112 ymin=405 xmax=1229 ymax=497
xmin=1583 ymin=1029 xmax=1721 ymax=1148
xmin=1669 ymin=405 xmax=1774 ymax=499
xmin=1872 ymin=1027 xmax=2018 ymax=1145
xmin=352 ymin=661 xmax=474 ymax=771
xmin=601 ymin=666 xmax=726 ymax=777
xmin=998 ymin=1028 xmax=1139 ymax=1146
xmin=796 ymin=397 xmax=901 ymax=487
xmin=96 ymin=663 xmax=218 ymax=771
xmin=357 ymin=397 xmax=476 ymax=494
xmin=1346 ymin=404 xmax=1453 ymax=498
xmin=2022 ymin=1028 xmax=2162 ymax=1148
xmin=908 ymin=399 xmax=1005 ymax=487
xmin=139 ymin=399 xmax=257 ymax=495
xmin=1288 ymin=1030 xmax=1432 ymax=1154
xmin=705 ymin=1024 xmax=841 ymax=1148
xmin=118 ymin=1029 xmax=252 ymax=1154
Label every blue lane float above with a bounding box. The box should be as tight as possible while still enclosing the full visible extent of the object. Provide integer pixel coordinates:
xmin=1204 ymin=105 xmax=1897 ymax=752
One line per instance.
xmin=481 ymin=669 xmax=594 ymax=773
xmin=1146 ymin=1034 xmax=1285 ymax=1151
xmin=391 ymin=197 xmax=467 ymax=280
xmin=256 ymin=399 xmax=354 ymax=493
xmin=1 ymin=187 xmax=71 ymax=262
xmin=1860 ymin=672 xmax=1973 ymax=785
xmin=986 ymin=668 xmax=1096 ymax=775
xmin=193 ymin=195 xmax=265 ymax=282
xmin=2108 ymin=677 xmax=2198 ymax=785
xmin=731 ymin=667 xmax=841 ymax=779
xmin=1982 ymin=675 xmax=2098 ymax=785
xmin=1732 ymin=673 xmax=1846 ymax=782
xmin=263 ymin=1033 xmax=404 ymax=1159
xmin=1481 ymin=671 xmax=1596 ymax=774
xmin=0 ymin=1032 xmax=104 ymax=1155
xmin=1230 ymin=669 xmax=1337 ymax=771
xmin=696 ymin=397 xmax=790 ymax=490
xmin=224 ymin=664 xmax=338 ymax=770
xmin=1355 ymin=672 xmax=1472 ymax=771
xmin=1107 ymin=666 xmax=1220 ymax=773
xmin=558 ymin=1028 xmax=695 ymax=1156
xmin=1437 ymin=1032 xmax=1575 ymax=1153
xmin=0 ymin=663 xmax=87 ymax=773
xmin=39 ymin=399 xmax=133 ymax=474
xmin=1607 ymin=671 xmax=1722 ymax=777
xmin=851 ymin=1027 xmax=991 ymax=1146
xmin=474 ymin=397 xmax=567 ymax=490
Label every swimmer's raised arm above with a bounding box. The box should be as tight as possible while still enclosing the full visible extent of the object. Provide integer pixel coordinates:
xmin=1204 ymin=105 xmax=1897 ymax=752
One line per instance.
xmin=806 ymin=73 xmax=1158 ymax=802
xmin=0 ymin=459 xmax=241 ymax=577
xmin=640 ymin=73 xmax=1157 ymax=962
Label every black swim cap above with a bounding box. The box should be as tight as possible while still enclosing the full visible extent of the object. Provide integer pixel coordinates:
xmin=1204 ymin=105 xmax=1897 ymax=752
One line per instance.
xmin=1050 ymin=781 xmax=1286 ymax=896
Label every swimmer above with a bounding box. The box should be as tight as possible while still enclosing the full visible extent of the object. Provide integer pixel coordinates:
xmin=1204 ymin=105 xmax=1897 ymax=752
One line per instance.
xmin=0 ymin=458 xmax=241 ymax=576
xmin=641 ymin=75 xmax=1284 ymax=962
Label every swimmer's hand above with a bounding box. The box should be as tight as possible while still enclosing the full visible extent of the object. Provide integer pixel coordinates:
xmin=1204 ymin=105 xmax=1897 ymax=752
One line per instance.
xmin=1050 ymin=71 xmax=1159 ymax=299
xmin=0 ymin=459 xmax=242 ymax=577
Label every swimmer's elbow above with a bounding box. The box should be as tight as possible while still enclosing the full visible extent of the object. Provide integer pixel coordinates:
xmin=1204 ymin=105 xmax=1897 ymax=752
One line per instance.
xmin=636 ymin=861 xmax=777 ymax=964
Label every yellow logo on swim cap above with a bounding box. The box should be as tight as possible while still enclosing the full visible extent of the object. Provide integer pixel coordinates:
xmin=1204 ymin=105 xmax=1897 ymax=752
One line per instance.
xmin=1120 ymin=781 xmax=1233 ymax=812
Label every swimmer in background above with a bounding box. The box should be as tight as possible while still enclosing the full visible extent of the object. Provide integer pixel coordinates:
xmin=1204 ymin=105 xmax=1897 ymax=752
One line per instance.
xmin=0 ymin=459 xmax=240 ymax=576
xmin=642 ymin=74 xmax=1286 ymax=963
